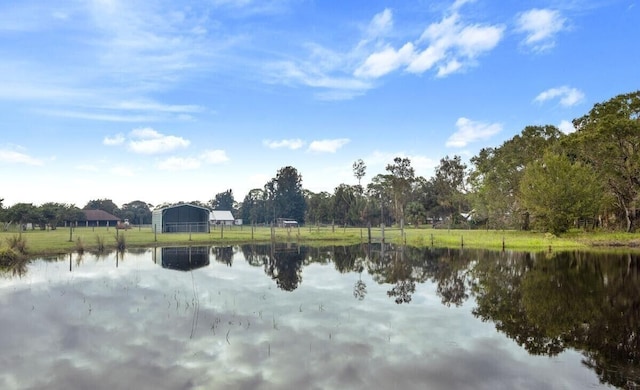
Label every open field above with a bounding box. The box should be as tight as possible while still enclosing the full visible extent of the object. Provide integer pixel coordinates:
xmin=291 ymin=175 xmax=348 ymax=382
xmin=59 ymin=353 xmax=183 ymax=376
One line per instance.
xmin=2 ymin=224 xmax=640 ymax=257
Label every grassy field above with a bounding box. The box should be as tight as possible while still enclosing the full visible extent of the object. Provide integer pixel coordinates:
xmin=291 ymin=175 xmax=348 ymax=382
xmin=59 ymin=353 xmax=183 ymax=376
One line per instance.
xmin=2 ymin=224 xmax=640 ymax=257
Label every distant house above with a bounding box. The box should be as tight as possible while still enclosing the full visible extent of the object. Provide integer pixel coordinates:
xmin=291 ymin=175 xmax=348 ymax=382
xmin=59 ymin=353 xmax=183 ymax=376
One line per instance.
xmin=82 ymin=209 xmax=120 ymax=227
xmin=276 ymin=218 xmax=298 ymax=228
xmin=152 ymin=203 xmax=210 ymax=233
xmin=210 ymin=210 xmax=235 ymax=226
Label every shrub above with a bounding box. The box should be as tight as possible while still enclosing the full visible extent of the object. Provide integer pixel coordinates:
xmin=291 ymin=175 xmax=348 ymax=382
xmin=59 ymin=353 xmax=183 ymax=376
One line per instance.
xmin=75 ymin=237 xmax=85 ymax=254
xmin=95 ymin=235 xmax=105 ymax=252
xmin=115 ymin=233 xmax=126 ymax=251
xmin=6 ymin=234 xmax=27 ymax=254
xmin=0 ymin=248 xmax=22 ymax=266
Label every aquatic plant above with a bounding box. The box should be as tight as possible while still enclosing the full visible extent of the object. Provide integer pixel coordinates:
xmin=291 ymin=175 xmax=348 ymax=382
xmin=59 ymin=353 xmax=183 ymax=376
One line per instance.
xmin=115 ymin=233 xmax=126 ymax=251
xmin=6 ymin=234 xmax=27 ymax=254
xmin=0 ymin=247 xmax=21 ymax=266
xmin=75 ymin=237 xmax=85 ymax=254
xmin=95 ymin=235 xmax=105 ymax=252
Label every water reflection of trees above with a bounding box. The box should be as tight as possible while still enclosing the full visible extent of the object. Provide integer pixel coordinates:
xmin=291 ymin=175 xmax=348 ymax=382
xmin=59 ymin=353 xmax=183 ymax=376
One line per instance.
xmin=239 ymin=243 xmax=639 ymax=387
xmin=471 ymin=250 xmax=640 ymax=388
xmin=240 ymin=244 xmax=308 ymax=291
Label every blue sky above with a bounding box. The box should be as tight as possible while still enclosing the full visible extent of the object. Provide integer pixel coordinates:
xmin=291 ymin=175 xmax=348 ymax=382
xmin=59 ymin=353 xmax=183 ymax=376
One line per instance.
xmin=0 ymin=0 xmax=637 ymax=208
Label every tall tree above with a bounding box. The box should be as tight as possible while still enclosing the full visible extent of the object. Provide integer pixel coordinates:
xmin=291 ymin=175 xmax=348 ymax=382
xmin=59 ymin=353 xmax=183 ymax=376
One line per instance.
xmin=333 ymin=184 xmax=363 ymax=226
xmin=352 ymin=159 xmax=366 ymax=188
xmin=366 ymin=173 xmax=393 ymax=225
xmin=266 ymin=166 xmax=306 ymax=223
xmin=305 ymin=190 xmax=333 ymax=225
xmin=5 ymin=203 xmax=37 ymax=227
xmin=469 ymin=125 xmax=562 ymax=229
xmin=240 ymin=188 xmax=268 ymax=224
xmin=120 ymin=201 xmax=153 ymax=225
xmin=210 ymin=189 xmax=235 ymax=211
xmin=412 ymin=176 xmax=439 ymax=223
xmin=567 ymin=90 xmax=640 ymax=232
xmin=433 ymin=155 xmax=468 ymax=225
xmin=519 ymin=152 xmax=602 ymax=234
xmin=0 ymin=198 xmax=5 ymax=225
xmin=83 ymin=199 xmax=120 ymax=216
xmin=385 ymin=157 xmax=415 ymax=223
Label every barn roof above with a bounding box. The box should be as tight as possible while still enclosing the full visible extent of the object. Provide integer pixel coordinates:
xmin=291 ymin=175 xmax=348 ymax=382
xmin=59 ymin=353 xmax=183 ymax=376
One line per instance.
xmin=83 ymin=209 xmax=120 ymax=221
xmin=154 ymin=203 xmax=211 ymax=212
xmin=210 ymin=210 xmax=234 ymax=221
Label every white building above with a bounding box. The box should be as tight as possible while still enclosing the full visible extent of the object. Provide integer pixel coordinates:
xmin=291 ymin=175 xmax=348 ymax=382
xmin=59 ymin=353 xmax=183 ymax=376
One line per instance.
xmin=209 ymin=210 xmax=235 ymax=226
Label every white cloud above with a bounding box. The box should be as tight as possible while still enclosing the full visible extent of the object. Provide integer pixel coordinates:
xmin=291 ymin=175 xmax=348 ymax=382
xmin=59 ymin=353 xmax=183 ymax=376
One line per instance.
xmin=87 ymin=0 xmax=213 ymax=88
xmin=0 ymin=147 xmax=43 ymax=166
xmin=357 ymin=5 xmax=504 ymax=79
xmin=268 ymin=61 xmax=373 ymax=101
xmin=156 ymin=149 xmax=228 ymax=171
xmin=558 ymin=120 xmax=575 ymax=134
xmin=263 ymin=139 xmax=305 ymax=150
xmin=408 ymin=13 xmax=504 ymax=77
xmin=367 ymin=8 xmax=393 ymax=38
xmin=106 ymin=100 xmax=204 ymax=114
xmin=534 ymin=86 xmax=584 ymax=107
xmin=516 ymin=9 xmax=567 ymax=52
xmin=40 ymin=110 xmax=158 ymax=123
xmin=103 ymin=133 xmax=125 ymax=146
xmin=201 ymin=149 xmax=229 ymax=164
xmin=127 ymin=128 xmax=190 ymax=154
xmin=308 ymin=138 xmax=350 ymax=153
xmin=446 ymin=117 xmax=502 ymax=147
xmin=269 ymin=3 xmax=504 ymax=98
xmin=354 ymin=43 xmax=415 ymax=78
xmin=157 ymin=156 xmax=201 ymax=171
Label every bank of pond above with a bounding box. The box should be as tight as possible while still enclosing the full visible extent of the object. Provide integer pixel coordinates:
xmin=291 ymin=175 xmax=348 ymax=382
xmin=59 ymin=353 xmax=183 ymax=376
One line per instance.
xmin=0 ymin=243 xmax=637 ymax=389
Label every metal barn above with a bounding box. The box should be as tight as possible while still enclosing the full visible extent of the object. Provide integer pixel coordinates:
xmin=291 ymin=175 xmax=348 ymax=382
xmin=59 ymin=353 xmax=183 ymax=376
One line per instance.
xmin=151 ymin=204 xmax=210 ymax=233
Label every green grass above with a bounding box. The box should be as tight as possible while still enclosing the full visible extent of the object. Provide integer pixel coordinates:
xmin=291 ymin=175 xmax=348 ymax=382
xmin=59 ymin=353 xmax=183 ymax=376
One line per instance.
xmin=1 ymin=224 xmax=639 ymax=257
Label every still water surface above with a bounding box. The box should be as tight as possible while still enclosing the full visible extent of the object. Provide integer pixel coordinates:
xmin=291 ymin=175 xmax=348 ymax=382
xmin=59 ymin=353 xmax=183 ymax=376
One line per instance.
xmin=0 ymin=244 xmax=638 ymax=389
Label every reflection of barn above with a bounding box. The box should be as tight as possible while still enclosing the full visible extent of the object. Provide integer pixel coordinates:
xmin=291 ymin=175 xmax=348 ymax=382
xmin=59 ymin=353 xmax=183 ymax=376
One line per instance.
xmin=151 ymin=204 xmax=210 ymax=233
xmin=154 ymin=246 xmax=210 ymax=271
xmin=81 ymin=210 xmax=120 ymax=227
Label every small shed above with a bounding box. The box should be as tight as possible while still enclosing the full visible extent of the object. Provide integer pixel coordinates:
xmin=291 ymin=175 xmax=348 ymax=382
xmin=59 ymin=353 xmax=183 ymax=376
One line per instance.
xmin=82 ymin=210 xmax=120 ymax=227
xmin=152 ymin=203 xmax=210 ymax=233
xmin=276 ymin=218 xmax=298 ymax=228
xmin=210 ymin=210 xmax=235 ymax=226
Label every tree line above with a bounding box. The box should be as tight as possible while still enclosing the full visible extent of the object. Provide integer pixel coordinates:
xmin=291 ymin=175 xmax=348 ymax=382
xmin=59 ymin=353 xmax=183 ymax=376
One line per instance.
xmin=1 ymin=90 xmax=638 ymax=235
xmin=238 ymin=90 xmax=640 ymax=235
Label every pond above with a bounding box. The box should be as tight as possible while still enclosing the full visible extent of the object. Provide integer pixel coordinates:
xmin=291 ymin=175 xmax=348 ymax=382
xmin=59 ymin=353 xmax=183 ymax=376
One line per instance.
xmin=0 ymin=244 xmax=638 ymax=389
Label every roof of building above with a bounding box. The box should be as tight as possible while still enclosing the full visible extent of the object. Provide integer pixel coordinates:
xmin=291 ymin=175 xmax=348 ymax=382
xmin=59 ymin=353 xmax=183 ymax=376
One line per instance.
xmin=210 ymin=210 xmax=234 ymax=221
xmin=153 ymin=203 xmax=211 ymax=212
xmin=83 ymin=209 xmax=120 ymax=221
